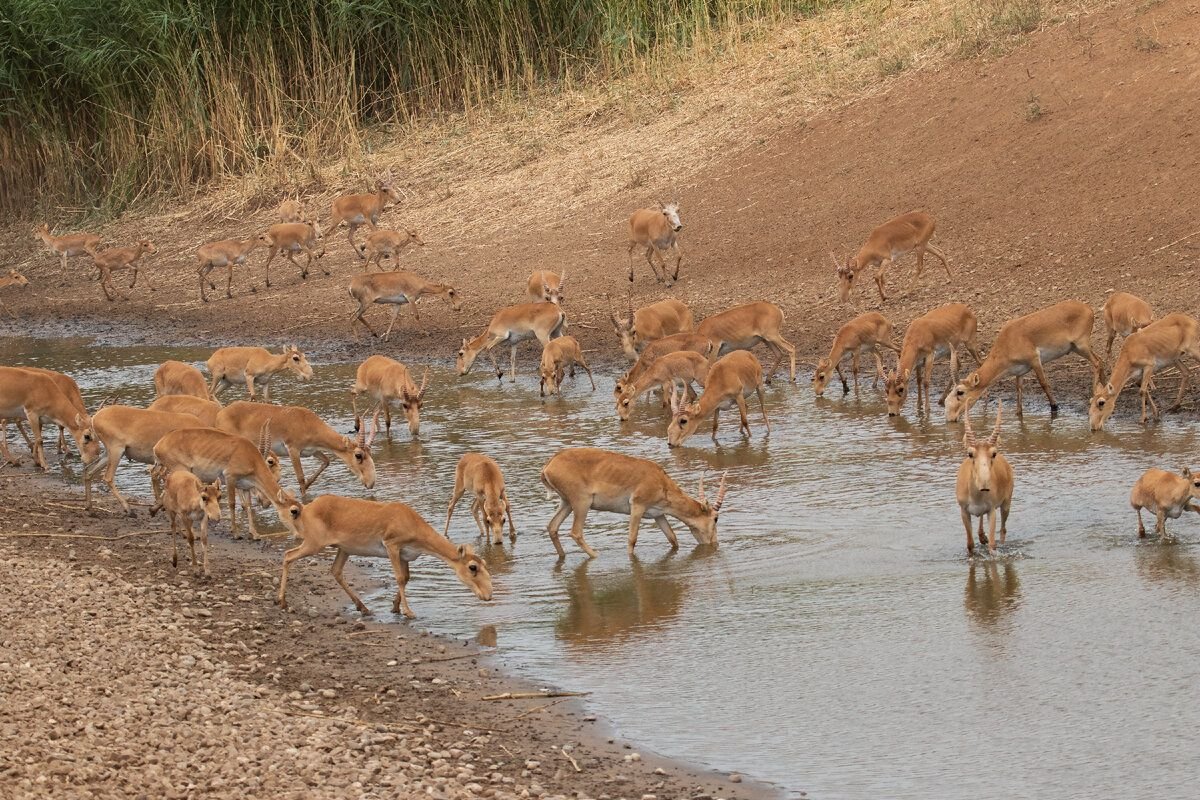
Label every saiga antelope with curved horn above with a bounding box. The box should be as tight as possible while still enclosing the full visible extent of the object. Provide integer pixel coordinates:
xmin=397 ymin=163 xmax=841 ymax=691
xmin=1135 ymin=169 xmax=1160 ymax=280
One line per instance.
xmin=527 ymin=270 xmax=565 ymax=305
xmin=609 ymin=296 xmax=694 ymax=361
xmin=628 ymin=202 xmax=683 ymax=284
xmin=944 ymin=300 xmax=1105 ymax=422
xmin=148 ymin=395 xmax=221 ymax=426
xmin=152 ymin=424 xmax=299 ymax=540
xmin=614 ymin=332 xmax=713 ymax=403
xmin=1130 ymin=467 xmax=1200 ymax=539
xmin=0 ymin=367 xmax=100 ymax=469
xmin=91 ymin=240 xmax=157 ymax=301
xmin=812 ymin=312 xmax=899 ymax=396
xmin=261 ymin=221 xmax=326 ymax=285
xmin=149 ymin=470 xmax=222 ymax=577
xmin=1102 ymin=291 xmax=1154 ymax=359
xmin=0 ymin=270 xmax=30 ymax=318
xmin=358 ymin=228 xmax=425 ymax=272
xmin=1088 ymin=313 xmax=1200 ymax=431
xmin=956 ymin=403 xmax=1013 ymax=555
xmin=34 ymin=223 xmax=101 ymax=271
xmin=196 ymin=236 xmax=270 ymax=301
xmin=277 ymin=495 xmax=493 ymax=619
xmin=207 ymin=345 xmax=313 ymax=401
xmin=835 ymin=211 xmax=951 ymax=304
xmin=884 ymin=303 xmax=982 ymax=417
xmin=456 ymin=302 xmax=567 ymax=381
xmin=541 ymin=447 xmax=727 ymax=558
xmin=539 ymin=336 xmax=595 ymax=397
xmin=154 ymin=360 xmax=211 ymax=400
xmin=351 ymin=355 xmax=428 ymax=437
xmin=667 ymin=350 xmax=769 ymax=447
xmin=330 ymin=176 xmax=401 ymax=255
xmin=216 ymin=400 xmax=377 ymax=494
xmin=616 ymin=351 xmax=710 ymax=422
xmin=443 ymin=453 xmax=517 ymax=545
xmin=696 ymin=301 xmax=796 ymax=383
xmin=348 ymin=270 xmax=463 ymax=341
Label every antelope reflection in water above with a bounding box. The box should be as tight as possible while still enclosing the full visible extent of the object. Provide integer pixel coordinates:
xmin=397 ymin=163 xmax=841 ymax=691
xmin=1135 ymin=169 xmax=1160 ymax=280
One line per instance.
xmin=1135 ymin=544 xmax=1200 ymax=589
xmin=963 ymin=561 xmax=1022 ymax=627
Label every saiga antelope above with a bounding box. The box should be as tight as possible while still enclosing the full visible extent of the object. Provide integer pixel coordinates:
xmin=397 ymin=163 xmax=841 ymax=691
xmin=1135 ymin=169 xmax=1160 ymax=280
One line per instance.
xmin=812 ymin=312 xmax=899 ymax=396
xmin=330 ymin=177 xmax=401 ymax=255
xmin=2 ymin=366 xmax=86 ymax=457
xmin=91 ymin=240 xmax=157 ymax=301
xmin=261 ymin=221 xmax=326 ymax=285
xmin=614 ymin=332 xmax=713 ymax=403
xmin=1102 ymin=291 xmax=1154 ymax=359
xmin=609 ymin=297 xmax=694 ymax=361
xmin=350 ymin=355 xmax=428 ymax=437
xmin=443 ymin=453 xmax=517 ymax=544
xmin=539 ymin=336 xmax=595 ymax=397
xmin=884 ymin=303 xmax=982 ymax=417
xmin=149 ymin=471 xmax=221 ymax=576
xmin=628 ymin=203 xmax=683 ymax=284
xmin=457 ymin=302 xmax=567 ymax=381
xmin=1088 ymin=313 xmax=1200 ymax=431
xmin=541 ymin=447 xmax=727 ymax=557
xmin=278 ymin=199 xmax=303 ymax=222
xmin=359 ymin=228 xmax=425 ymax=271
xmin=196 ymin=236 xmax=269 ymax=301
xmin=84 ymin=405 xmax=207 ymax=513
xmin=148 ymin=395 xmax=221 ymax=427
xmin=207 ymin=345 xmax=313 ymax=401
xmin=154 ymin=360 xmax=211 ymax=400
xmin=152 ymin=425 xmax=299 ymax=540
xmin=944 ymin=300 xmax=1105 ymax=421
xmin=836 ymin=211 xmax=951 ymax=304
xmin=527 ymin=270 xmax=565 ymax=305
xmin=1130 ymin=467 xmax=1200 ymax=539
xmin=0 ymin=270 xmax=30 ymax=318
xmin=696 ymin=301 xmax=796 ymax=383
xmin=277 ymin=495 xmax=493 ymax=619
xmin=216 ymin=401 xmax=377 ymax=494
xmin=0 ymin=366 xmax=100 ymax=469
xmin=348 ymin=271 xmax=463 ymax=341
xmin=956 ymin=404 xmax=1013 ymax=555
xmin=616 ymin=351 xmax=710 ymax=422
xmin=667 ymin=350 xmax=769 ymax=447
xmin=34 ymin=223 xmax=101 ymax=271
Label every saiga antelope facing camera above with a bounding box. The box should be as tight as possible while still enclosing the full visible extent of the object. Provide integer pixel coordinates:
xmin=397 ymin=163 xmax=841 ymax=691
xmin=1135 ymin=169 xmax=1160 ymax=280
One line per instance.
xmin=0 ymin=270 xmax=30 ymax=318
xmin=348 ymin=271 xmax=463 ymax=341
xmin=207 ymin=345 xmax=313 ymax=401
xmin=149 ymin=470 xmax=222 ymax=577
xmin=457 ymin=302 xmax=567 ymax=381
xmin=696 ymin=301 xmax=796 ymax=383
xmin=628 ymin=202 xmax=683 ymax=285
xmin=154 ymin=360 xmax=211 ymax=400
xmin=667 ymin=350 xmax=769 ymax=447
xmin=1130 ymin=467 xmax=1200 ymax=539
xmin=884 ymin=303 xmax=982 ymax=417
xmin=443 ymin=453 xmax=517 ymax=545
xmin=541 ymin=447 xmax=727 ymax=558
xmin=261 ymin=221 xmax=326 ymax=285
xmin=956 ymin=403 xmax=1013 ymax=555
xmin=1102 ymin=291 xmax=1153 ymax=359
xmin=812 ymin=312 xmax=899 ymax=396
xmin=836 ymin=211 xmax=951 ymax=304
xmin=609 ymin=296 xmax=694 ymax=361
xmin=358 ymin=228 xmax=425 ymax=272
xmin=91 ymin=240 xmax=157 ymax=301
xmin=527 ymin=270 xmax=565 ymax=305
xmin=1088 ymin=313 xmax=1200 ymax=431
xmin=539 ymin=336 xmax=595 ymax=397
xmin=34 ymin=223 xmax=101 ymax=271
xmin=330 ymin=176 xmax=401 ymax=255
xmin=196 ymin=236 xmax=269 ymax=301
xmin=277 ymin=495 xmax=493 ymax=619
xmin=351 ymin=355 xmax=428 ymax=437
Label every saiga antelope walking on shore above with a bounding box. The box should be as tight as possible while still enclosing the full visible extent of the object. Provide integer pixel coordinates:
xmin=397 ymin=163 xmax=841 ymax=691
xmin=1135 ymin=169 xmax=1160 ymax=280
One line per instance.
xmin=457 ymin=302 xmax=567 ymax=381
xmin=956 ymin=404 xmax=1013 ymax=555
xmin=628 ymin=203 xmax=683 ymax=285
xmin=34 ymin=223 xmax=101 ymax=271
xmin=812 ymin=312 xmax=899 ymax=396
xmin=667 ymin=350 xmax=769 ymax=447
xmin=196 ymin=236 xmax=270 ymax=301
xmin=884 ymin=303 xmax=982 ymax=417
xmin=836 ymin=211 xmax=951 ymax=304
xmin=330 ymin=177 xmax=401 ymax=255
xmin=358 ymin=228 xmax=425 ymax=271
xmin=91 ymin=240 xmax=157 ymax=301
xmin=443 ymin=453 xmax=517 ymax=544
xmin=277 ymin=199 xmax=303 ymax=222
xmin=150 ymin=471 xmax=222 ymax=576
xmin=1088 ymin=313 xmax=1200 ymax=431
xmin=1130 ymin=467 xmax=1200 ymax=539
xmin=261 ymin=221 xmax=326 ymax=285
xmin=349 ymin=271 xmax=463 ymax=341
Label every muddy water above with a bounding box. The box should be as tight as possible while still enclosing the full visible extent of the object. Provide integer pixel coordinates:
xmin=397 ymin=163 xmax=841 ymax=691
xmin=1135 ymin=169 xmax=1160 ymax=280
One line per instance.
xmin=4 ymin=336 xmax=1200 ymax=799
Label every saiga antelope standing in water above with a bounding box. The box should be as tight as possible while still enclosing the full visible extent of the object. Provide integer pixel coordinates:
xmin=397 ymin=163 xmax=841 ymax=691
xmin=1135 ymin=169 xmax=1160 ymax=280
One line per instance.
xmin=261 ymin=221 xmax=326 ymax=285
xmin=944 ymin=300 xmax=1105 ymax=421
xmin=348 ymin=271 xmax=463 ymax=341
xmin=216 ymin=401 xmax=377 ymax=494
xmin=457 ymin=302 xmax=567 ymax=381
xmin=1102 ymin=291 xmax=1154 ymax=359
xmin=359 ymin=228 xmax=425 ymax=271
xmin=696 ymin=301 xmax=796 ymax=382
xmin=616 ymin=351 xmax=710 ymax=422
xmin=1129 ymin=467 xmax=1200 ymax=539
xmin=277 ymin=495 xmax=493 ymax=619
xmin=812 ymin=312 xmax=899 ymax=396
xmin=836 ymin=211 xmax=951 ymax=304
xmin=667 ymin=350 xmax=769 ymax=447
xmin=609 ymin=296 xmax=694 ymax=361
xmin=91 ymin=240 xmax=157 ymax=301
xmin=527 ymin=270 xmax=565 ymax=305
xmin=150 ymin=471 xmax=222 ymax=576
xmin=956 ymin=404 xmax=1013 ymax=555
xmin=0 ymin=367 xmax=99 ymax=469
xmin=196 ymin=236 xmax=270 ymax=301
xmin=443 ymin=453 xmax=517 ymax=544
xmin=0 ymin=270 xmax=30 ymax=318
xmin=330 ymin=176 xmax=401 ymax=255
xmin=351 ymin=355 xmax=428 ymax=437
xmin=34 ymin=223 xmax=101 ymax=271
xmin=154 ymin=360 xmax=211 ymax=400
xmin=207 ymin=345 xmax=313 ymax=401
xmin=628 ymin=202 xmax=683 ymax=284
xmin=2 ymin=366 xmax=86 ymax=457
xmin=1088 ymin=313 xmax=1200 ymax=431
xmin=613 ymin=332 xmax=713 ymax=403
xmin=541 ymin=447 xmax=727 ymax=557
xmin=148 ymin=395 xmax=221 ymax=426
xmin=539 ymin=336 xmax=595 ymax=397
xmin=884 ymin=303 xmax=982 ymax=417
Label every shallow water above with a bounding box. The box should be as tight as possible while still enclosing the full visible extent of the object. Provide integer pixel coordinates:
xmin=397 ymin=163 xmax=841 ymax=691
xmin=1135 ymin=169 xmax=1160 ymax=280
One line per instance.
xmin=4 ymin=336 xmax=1199 ymax=799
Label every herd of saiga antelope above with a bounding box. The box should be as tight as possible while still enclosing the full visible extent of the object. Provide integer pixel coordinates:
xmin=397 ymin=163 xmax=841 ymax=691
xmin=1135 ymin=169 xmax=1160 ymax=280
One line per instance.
xmin=5 ymin=187 xmax=1200 ymax=618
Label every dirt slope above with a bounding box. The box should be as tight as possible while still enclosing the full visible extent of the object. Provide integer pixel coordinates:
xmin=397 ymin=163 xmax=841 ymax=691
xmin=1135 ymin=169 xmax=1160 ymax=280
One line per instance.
xmin=4 ymin=1 xmax=1198 ymax=401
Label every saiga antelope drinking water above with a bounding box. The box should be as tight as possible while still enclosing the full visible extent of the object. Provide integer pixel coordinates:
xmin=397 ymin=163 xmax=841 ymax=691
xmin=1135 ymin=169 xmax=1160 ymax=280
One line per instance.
xmin=812 ymin=311 xmax=899 ymax=396
xmin=148 ymin=395 xmax=221 ymax=427
xmin=33 ymin=223 xmax=102 ymax=271
xmin=539 ymin=336 xmax=595 ymax=396
xmin=348 ymin=270 xmax=463 ymax=341
xmin=609 ymin=296 xmax=694 ymax=361
xmin=0 ymin=367 xmax=99 ymax=470
xmin=150 ymin=471 xmax=222 ymax=576
xmin=541 ymin=447 xmax=727 ymax=557
xmin=616 ymin=350 xmax=710 ymax=422
xmin=1129 ymin=467 xmax=1200 ymax=539
xmin=443 ymin=453 xmax=517 ymax=544
xmin=667 ymin=350 xmax=769 ymax=447
xmin=884 ymin=303 xmax=982 ymax=417
xmin=613 ymin=332 xmax=713 ymax=403
xmin=1088 ymin=313 xmax=1200 ymax=431
xmin=835 ymin=211 xmax=951 ymax=304
xmin=627 ymin=202 xmax=683 ymax=285
xmin=350 ymin=355 xmax=428 ymax=437
xmin=956 ymin=404 xmax=1013 ymax=555
xmin=1101 ymin=291 xmax=1154 ymax=360
xmin=330 ymin=176 xmax=402 ymax=255
xmin=457 ymin=302 xmax=567 ymax=381
xmin=207 ymin=345 xmax=313 ymax=401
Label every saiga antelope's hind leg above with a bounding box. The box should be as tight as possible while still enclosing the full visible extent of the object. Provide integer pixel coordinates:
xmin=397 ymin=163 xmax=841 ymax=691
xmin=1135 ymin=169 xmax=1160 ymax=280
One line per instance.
xmin=734 ymin=395 xmax=751 ymax=438
xmin=503 ymin=492 xmax=517 ymax=542
xmin=568 ymin=500 xmax=597 ymax=558
xmin=546 ymin=498 xmax=572 ymax=558
xmin=850 ymin=352 xmax=861 ymax=396
xmin=1135 ymin=506 xmax=1147 ymax=538
xmin=1166 ymin=358 xmax=1190 ymax=413
xmin=1028 ymin=357 xmax=1058 ymax=413
xmin=756 ymin=384 xmax=771 ymax=435
xmin=925 ymin=242 xmax=952 ymax=279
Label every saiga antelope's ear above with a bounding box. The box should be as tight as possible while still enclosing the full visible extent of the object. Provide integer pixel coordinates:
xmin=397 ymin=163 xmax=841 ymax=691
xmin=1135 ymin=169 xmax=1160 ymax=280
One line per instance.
xmin=968 ymin=374 xmax=981 ymax=388
xmin=1184 ymin=467 xmax=1193 ymax=479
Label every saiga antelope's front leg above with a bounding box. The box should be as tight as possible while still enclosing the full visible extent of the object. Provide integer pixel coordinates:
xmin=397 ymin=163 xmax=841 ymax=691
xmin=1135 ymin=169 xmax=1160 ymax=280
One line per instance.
xmin=569 ymin=500 xmax=597 ymax=558
xmin=277 ymin=537 xmax=326 ymax=608
xmin=546 ymin=498 xmax=572 ymax=558
xmin=287 ymin=446 xmax=310 ymax=494
xmin=735 ymin=394 xmax=751 ymax=438
xmin=961 ymin=507 xmax=975 ymax=554
xmin=384 ymin=546 xmax=416 ymax=619
xmin=627 ymin=502 xmax=647 ymax=552
xmin=503 ymin=492 xmax=517 ymax=543
xmin=654 ymin=516 xmax=680 ymax=550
